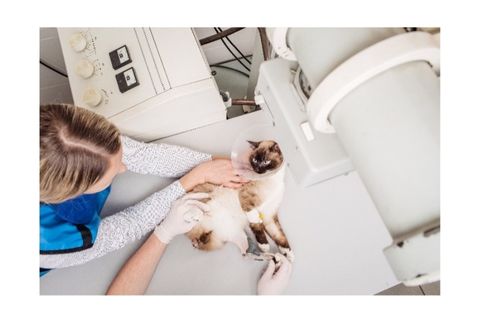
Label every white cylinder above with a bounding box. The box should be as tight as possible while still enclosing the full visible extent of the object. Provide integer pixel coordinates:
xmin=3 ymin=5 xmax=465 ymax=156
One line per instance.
xmin=330 ymin=61 xmax=440 ymax=238
xmin=287 ymin=28 xmax=403 ymax=89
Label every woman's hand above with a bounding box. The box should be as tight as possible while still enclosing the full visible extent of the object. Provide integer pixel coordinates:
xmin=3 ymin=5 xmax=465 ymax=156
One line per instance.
xmin=180 ymin=158 xmax=249 ymax=191
xmin=153 ymin=192 xmax=210 ymax=244
xmin=257 ymin=254 xmax=292 ymax=295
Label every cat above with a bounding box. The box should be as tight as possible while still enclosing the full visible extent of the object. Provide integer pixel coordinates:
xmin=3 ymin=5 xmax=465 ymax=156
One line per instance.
xmin=186 ymin=140 xmax=294 ymax=262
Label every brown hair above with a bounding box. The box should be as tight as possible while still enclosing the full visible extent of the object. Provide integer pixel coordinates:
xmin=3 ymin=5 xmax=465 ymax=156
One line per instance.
xmin=40 ymin=104 xmax=121 ymax=203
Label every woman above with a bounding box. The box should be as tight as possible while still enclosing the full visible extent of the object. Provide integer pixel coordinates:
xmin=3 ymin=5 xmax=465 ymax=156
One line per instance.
xmin=40 ymin=103 xmax=247 ymax=276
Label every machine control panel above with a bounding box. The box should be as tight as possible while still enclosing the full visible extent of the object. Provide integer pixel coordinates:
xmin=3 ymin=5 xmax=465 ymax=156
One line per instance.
xmin=58 ymin=28 xmax=159 ymax=117
xmin=109 ymin=45 xmax=132 ymax=70
xmin=57 ymin=28 xmax=226 ymax=141
xmin=116 ymin=67 xmax=139 ymax=93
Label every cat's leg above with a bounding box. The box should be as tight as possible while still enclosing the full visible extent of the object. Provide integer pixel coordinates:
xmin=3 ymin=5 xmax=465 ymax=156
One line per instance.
xmin=264 ymin=214 xmax=294 ymax=262
xmin=239 ymin=183 xmax=261 ymax=212
xmin=239 ymin=185 xmax=270 ymax=252
xmin=249 ymin=223 xmax=270 ymax=252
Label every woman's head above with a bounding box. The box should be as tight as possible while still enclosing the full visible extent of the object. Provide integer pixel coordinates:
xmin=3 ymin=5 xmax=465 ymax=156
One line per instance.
xmin=40 ymin=104 xmax=126 ymax=203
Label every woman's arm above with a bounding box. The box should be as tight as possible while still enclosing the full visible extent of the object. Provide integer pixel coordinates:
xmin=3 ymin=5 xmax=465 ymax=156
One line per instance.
xmin=121 ymin=136 xmax=248 ymax=190
xmin=40 ymin=138 xmax=247 ymax=268
xmin=106 ymin=234 xmax=166 ymax=295
xmin=39 ymin=181 xmax=186 ymax=269
xmin=106 ymin=193 xmax=208 ymax=295
xmin=121 ymin=135 xmax=212 ymax=177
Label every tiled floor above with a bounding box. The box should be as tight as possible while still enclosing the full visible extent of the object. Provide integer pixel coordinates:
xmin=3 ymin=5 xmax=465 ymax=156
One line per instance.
xmin=377 ymin=281 xmax=440 ymax=295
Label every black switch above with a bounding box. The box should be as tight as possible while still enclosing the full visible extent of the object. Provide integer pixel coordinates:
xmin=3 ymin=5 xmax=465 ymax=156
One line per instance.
xmin=109 ymin=45 xmax=132 ymax=70
xmin=116 ymin=67 xmax=139 ymax=93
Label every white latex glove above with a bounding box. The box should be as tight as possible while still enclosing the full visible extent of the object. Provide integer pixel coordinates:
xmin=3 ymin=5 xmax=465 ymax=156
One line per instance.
xmin=257 ymin=253 xmax=292 ymax=295
xmin=154 ymin=192 xmax=210 ymax=244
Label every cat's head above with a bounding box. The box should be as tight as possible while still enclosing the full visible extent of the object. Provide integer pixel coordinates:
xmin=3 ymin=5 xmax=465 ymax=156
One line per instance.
xmin=247 ymin=140 xmax=284 ymax=174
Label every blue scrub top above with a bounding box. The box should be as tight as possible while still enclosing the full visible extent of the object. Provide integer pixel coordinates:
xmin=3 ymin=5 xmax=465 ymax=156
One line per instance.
xmin=39 ymin=186 xmax=111 ymax=276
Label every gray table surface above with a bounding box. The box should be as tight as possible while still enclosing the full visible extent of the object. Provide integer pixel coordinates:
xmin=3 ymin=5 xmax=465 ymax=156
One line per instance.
xmin=40 ymin=110 xmax=398 ymax=295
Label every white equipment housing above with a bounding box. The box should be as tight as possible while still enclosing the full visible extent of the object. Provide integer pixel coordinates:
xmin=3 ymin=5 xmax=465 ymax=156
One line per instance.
xmin=57 ymin=28 xmax=226 ymax=141
xmin=259 ymin=28 xmax=440 ymax=286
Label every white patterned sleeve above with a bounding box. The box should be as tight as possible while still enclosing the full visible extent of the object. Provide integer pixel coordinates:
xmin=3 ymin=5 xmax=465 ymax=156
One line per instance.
xmin=39 ymin=180 xmax=185 ymax=269
xmin=121 ymin=135 xmax=212 ymax=177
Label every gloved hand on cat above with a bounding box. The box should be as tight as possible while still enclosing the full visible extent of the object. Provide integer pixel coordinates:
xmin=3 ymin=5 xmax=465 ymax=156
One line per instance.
xmin=154 ymin=192 xmax=210 ymax=244
xmin=257 ymin=253 xmax=292 ymax=295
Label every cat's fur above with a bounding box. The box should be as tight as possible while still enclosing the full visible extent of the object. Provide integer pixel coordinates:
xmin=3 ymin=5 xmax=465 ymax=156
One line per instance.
xmin=186 ymin=140 xmax=294 ymax=261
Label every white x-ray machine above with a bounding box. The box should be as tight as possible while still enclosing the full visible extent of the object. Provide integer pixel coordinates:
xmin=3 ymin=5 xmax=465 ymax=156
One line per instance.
xmin=257 ymin=28 xmax=440 ymax=286
xmin=56 ymin=27 xmax=440 ymax=288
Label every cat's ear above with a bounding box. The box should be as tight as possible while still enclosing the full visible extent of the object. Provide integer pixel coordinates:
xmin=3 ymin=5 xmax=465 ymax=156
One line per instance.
xmin=247 ymin=140 xmax=260 ymax=149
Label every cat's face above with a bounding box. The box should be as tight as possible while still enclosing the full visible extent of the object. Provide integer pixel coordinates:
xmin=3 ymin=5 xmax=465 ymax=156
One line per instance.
xmin=247 ymin=140 xmax=284 ymax=174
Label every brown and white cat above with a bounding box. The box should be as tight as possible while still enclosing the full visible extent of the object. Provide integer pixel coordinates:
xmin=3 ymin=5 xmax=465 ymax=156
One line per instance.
xmin=186 ymin=140 xmax=294 ymax=261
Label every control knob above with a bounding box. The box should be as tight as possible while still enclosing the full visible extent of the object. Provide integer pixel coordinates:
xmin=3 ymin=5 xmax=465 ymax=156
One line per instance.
xmin=82 ymin=87 xmax=103 ymax=107
xmin=69 ymin=32 xmax=87 ymax=52
xmin=75 ymin=59 xmax=95 ymax=79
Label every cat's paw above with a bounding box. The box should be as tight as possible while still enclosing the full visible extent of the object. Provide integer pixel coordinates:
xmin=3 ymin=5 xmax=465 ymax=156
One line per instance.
xmin=191 ymin=239 xmax=200 ymax=249
xmin=258 ymin=242 xmax=270 ymax=253
xmin=279 ymin=246 xmax=295 ymax=262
